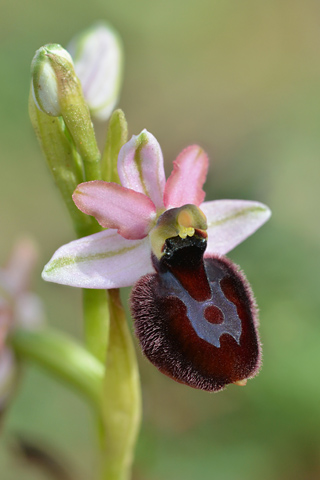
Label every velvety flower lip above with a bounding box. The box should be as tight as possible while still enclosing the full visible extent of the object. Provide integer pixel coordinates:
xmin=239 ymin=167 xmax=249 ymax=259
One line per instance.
xmin=131 ymin=231 xmax=261 ymax=391
xmin=42 ymin=129 xmax=271 ymax=288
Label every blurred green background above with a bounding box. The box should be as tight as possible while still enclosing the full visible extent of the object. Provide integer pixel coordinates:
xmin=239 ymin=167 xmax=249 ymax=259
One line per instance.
xmin=1 ymin=0 xmax=320 ymax=478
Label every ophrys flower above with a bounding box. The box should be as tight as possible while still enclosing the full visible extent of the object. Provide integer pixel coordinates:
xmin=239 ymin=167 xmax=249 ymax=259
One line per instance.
xmin=42 ymin=129 xmax=271 ymax=290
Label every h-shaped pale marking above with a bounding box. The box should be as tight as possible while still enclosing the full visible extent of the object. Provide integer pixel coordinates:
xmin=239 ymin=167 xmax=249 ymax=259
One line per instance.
xmin=161 ymin=268 xmax=242 ymax=348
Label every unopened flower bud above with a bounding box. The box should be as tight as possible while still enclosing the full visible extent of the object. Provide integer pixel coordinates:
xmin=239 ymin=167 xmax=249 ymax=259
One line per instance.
xmin=30 ymin=41 xmax=101 ymax=182
xmin=31 ymin=44 xmax=74 ymax=116
xmin=68 ymin=22 xmax=123 ymax=121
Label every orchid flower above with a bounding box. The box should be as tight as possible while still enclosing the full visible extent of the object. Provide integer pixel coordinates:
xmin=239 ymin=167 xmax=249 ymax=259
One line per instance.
xmin=42 ymin=129 xmax=271 ymax=291
xmin=42 ymin=130 xmax=270 ymax=391
xmin=0 ymin=239 xmax=44 ymax=406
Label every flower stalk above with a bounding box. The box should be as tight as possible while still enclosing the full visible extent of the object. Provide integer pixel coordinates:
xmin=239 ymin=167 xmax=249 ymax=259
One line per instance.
xmin=100 ymin=289 xmax=141 ymax=480
xmin=82 ymin=289 xmax=111 ymax=363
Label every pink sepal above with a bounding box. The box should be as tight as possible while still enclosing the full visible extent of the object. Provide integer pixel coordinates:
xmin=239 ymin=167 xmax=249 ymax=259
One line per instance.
xmin=201 ymin=199 xmax=271 ymax=255
xmin=42 ymin=230 xmax=154 ymax=289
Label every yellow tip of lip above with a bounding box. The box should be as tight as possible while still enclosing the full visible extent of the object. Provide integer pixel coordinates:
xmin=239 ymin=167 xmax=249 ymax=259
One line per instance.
xmin=234 ymin=379 xmax=247 ymax=387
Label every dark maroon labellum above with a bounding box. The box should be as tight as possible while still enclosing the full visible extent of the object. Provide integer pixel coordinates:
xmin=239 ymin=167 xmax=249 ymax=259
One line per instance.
xmin=130 ymin=233 xmax=261 ymax=392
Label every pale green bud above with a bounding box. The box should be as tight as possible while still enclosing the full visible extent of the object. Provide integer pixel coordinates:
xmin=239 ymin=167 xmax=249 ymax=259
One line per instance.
xmin=30 ymin=42 xmax=101 ymax=182
xmin=31 ymin=44 xmax=74 ymax=116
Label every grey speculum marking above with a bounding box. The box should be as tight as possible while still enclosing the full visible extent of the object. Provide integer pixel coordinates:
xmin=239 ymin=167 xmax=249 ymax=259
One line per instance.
xmin=162 ymin=269 xmax=242 ymax=348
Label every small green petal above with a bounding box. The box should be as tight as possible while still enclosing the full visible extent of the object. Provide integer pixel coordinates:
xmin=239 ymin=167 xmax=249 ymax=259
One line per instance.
xmin=101 ymin=109 xmax=128 ymax=183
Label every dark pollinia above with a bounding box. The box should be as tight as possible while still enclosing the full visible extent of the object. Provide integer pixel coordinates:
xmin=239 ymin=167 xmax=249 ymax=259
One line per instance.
xmin=130 ymin=232 xmax=260 ymax=392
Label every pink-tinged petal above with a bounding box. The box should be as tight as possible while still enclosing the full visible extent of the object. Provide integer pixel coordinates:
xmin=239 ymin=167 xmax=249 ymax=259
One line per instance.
xmin=118 ymin=130 xmax=166 ymax=208
xmin=15 ymin=293 xmax=45 ymax=329
xmin=163 ymin=145 xmax=209 ymax=209
xmin=68 ymin=22 xmax=123 ymax=121
xmin=0 ymin=297 xmax=12 ymax=350
xmin=42 ymin=230 xmax=154 ymax=289
xmin=73 ymin=181 xmax=156 ymax=240
xmin=201 ymin=200 xmax=271 ymax=256
xmin=0 ymin=349 xmax=16 ymax=408
xmin=5 ymin=238 xmax=38 ymax=294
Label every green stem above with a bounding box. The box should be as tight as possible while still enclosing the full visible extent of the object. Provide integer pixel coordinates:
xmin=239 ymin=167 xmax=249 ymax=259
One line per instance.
xmin=10 ymin=328 xmax=104 ymax=409
xmin=99 ymin=289 xmax=141 ymax=480
xmin=83 ymin=289 xmax=111 ymax=364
